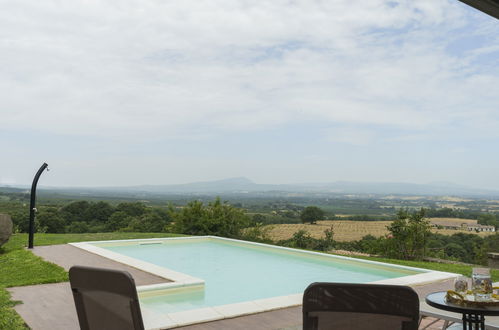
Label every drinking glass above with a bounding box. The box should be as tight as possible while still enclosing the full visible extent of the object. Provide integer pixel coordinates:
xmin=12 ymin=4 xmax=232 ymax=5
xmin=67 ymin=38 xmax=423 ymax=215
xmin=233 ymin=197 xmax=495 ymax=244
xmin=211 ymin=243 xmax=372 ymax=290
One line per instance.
xmin=454 ymin=276 xmax=468 ymax=294
xmin=472 ymin=267 xmax=492 ymax=301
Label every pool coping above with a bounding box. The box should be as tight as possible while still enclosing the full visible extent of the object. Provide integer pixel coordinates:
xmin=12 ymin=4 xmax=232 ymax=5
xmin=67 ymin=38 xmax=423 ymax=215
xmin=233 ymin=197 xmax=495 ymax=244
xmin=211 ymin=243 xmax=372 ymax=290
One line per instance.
xmin=70 ymin=236 xmax=459 ymax=329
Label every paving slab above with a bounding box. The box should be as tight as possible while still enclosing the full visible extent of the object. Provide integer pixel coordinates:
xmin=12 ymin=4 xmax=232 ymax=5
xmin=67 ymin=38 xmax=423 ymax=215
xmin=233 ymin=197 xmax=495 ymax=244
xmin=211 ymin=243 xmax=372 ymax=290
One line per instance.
xmin=175 ymin=306 xmax=302 ymax=330
xmin=8 ymin=244 xmax=170 ymax=330
xmin=31 ymin=244 xmax=167 ymax=286
xmin=9 ymin=282 xmax=79 ymax=330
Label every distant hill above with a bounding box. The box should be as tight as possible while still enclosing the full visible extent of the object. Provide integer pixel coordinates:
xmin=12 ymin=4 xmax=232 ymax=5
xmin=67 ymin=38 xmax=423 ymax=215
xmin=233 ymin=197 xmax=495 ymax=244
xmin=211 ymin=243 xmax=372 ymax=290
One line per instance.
xmin=112 ymin=178 xmax=499 ymax=197
xmin=7 ymin=177 xmax=497 ymax=198
xmin=129 ymin=177 xmax=263 ymax=193
xmin=0 ymin=186 xmax=27 ymax=194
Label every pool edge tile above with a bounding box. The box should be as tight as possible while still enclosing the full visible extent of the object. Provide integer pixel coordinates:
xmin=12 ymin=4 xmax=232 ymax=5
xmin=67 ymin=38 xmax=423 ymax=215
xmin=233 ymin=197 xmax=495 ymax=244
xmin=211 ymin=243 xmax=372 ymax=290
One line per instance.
xmin=371 ymin=271 xmax=458 ymax=286
xmin=213 ymin=301 xmax=265 ymax=318
xmin=286 ymin=293 xmax=304 ymax=305
xmin=168 ymin=307 xmax=224 ymax=326
xmin=253 ymin=295 xmax=302 ymax=311
xmin=141 ymin=307 xmax=179 ymax=330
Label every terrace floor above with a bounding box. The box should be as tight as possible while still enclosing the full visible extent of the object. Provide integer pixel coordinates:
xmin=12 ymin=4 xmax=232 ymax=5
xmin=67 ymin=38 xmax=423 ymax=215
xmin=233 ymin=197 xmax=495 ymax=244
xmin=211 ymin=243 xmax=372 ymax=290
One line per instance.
xmin=8 ymin=244 xmax=454 ymax=330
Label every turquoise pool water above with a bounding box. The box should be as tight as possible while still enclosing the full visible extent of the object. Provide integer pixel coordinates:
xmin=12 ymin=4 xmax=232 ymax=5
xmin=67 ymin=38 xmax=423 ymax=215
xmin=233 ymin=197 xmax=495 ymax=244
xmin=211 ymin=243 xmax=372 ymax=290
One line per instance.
xmin=99 ymin=238 xmax=422 ymax=313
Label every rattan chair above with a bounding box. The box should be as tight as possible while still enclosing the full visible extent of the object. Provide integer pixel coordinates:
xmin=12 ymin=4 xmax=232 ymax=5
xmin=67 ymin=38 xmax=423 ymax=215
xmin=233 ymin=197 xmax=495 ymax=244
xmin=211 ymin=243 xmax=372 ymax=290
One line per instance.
xmin=303 ymin=282 xmax=419 ymax=330
xmin=69 ymin=265 xmax=145 ymax=330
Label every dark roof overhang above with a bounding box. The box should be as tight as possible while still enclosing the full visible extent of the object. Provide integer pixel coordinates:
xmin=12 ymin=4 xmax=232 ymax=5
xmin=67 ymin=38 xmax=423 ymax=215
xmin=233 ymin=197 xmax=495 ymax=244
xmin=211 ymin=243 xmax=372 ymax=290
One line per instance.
xmin=458 ymin=0 xmax=499 ymax=20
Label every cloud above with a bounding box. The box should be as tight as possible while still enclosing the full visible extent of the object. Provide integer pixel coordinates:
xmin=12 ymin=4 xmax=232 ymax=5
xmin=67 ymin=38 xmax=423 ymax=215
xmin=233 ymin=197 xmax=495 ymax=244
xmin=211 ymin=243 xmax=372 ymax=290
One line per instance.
xmin=325 ymin=126 xmax=377 ymax=146
xmin=2 ymin=0 xmax=499 ymax=187
xmin=3 ymin=0 xmax=498 ymax=141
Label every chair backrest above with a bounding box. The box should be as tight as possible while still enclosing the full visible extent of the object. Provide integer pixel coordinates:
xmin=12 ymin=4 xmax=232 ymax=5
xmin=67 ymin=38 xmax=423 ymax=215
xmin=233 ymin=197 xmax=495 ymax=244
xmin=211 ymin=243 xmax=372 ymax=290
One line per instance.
xmin=303 ymin=282 xmax=419 ymax=330
xmin=69 ymin=266 xmax=145 ymax=330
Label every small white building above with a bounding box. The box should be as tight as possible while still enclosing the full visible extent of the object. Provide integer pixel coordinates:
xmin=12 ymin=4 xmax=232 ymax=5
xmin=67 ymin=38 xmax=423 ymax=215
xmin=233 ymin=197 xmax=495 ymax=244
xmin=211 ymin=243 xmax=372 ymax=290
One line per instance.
xmin=465 ymin=224 xmax=496 ymax=232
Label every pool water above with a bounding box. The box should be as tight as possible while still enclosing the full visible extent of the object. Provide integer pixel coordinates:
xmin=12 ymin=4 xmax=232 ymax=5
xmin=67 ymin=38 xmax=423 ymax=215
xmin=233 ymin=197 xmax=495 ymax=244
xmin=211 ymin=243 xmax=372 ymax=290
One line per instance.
xmin=99 ymin=238 xmax=422 ymax=313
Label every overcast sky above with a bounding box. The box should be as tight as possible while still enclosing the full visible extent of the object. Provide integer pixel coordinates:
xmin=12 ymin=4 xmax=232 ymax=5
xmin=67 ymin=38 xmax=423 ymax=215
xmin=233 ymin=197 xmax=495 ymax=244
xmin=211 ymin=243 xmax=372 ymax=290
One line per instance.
xmin=1 ymin=0 xmax=499 ymax=189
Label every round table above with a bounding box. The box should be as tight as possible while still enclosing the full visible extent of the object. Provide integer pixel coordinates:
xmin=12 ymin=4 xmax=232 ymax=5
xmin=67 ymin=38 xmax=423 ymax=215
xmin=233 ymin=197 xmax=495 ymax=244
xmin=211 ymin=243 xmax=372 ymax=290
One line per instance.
xmin=426 ymin=291 xmax=499 ymax=330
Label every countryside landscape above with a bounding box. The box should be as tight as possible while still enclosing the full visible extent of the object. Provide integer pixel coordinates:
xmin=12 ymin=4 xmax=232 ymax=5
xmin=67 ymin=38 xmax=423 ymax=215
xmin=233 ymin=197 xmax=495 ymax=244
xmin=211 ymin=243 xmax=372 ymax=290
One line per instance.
xmin=2 ymin=178 xmax=499 ymax=266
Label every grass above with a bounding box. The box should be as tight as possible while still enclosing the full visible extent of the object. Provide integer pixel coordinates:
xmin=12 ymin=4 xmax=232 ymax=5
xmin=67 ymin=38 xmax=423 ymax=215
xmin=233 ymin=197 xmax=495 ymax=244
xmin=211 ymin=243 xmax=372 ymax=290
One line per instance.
xmin=0 ymin=289 xmax=26 ymax=330
xmin=350 ymin=255 xmax=499 ymax=282
xmin=3 ymin=232 xmax=187 ymax=252
xmin=0 ymin=232 xmax=184 ymax=329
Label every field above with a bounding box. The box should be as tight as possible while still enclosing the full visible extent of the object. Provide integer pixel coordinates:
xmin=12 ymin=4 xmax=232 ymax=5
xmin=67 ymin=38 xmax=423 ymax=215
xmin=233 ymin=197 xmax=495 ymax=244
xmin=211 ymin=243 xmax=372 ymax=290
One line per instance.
xmin=429 ymin=217 xmax=477 ymax=225
xmin=266 ymin=221 xmax=390 ymax=242
xmin=266 ymin=218 xmax=495 ymax=242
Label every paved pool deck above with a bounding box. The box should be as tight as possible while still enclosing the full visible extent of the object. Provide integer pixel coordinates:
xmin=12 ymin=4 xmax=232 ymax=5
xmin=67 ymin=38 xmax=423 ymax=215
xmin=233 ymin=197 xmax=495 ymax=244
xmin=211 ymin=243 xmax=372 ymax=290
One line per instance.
xmin=8 ymin=244 xmax=455 ymax=330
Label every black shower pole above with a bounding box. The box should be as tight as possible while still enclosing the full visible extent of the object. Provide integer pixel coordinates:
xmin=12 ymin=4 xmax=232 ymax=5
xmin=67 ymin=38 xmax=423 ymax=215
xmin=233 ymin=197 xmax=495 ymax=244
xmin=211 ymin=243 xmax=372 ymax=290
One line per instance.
xmin=28 ymin=162 xmax=49 ymax=249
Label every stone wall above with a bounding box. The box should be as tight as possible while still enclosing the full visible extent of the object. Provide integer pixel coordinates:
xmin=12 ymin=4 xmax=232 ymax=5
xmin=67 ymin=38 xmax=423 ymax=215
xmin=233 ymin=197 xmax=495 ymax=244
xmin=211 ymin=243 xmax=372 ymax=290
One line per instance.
xmin=0 ymin=213 xmax=13 ymax=247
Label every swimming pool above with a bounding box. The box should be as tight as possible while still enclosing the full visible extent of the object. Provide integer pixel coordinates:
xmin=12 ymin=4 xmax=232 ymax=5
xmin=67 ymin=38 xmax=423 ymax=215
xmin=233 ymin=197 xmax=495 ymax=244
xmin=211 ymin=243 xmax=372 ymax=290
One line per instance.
xmin=71 ymin=236 xmax=457 ymax=329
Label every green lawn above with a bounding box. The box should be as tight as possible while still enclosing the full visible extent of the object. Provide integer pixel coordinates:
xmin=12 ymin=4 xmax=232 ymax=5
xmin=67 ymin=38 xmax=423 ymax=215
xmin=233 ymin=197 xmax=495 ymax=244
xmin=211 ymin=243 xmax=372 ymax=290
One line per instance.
xmin=0 ymin=232 xmax=184 ymax=329
xmin=350 ymin=255 xmax=499 ymax=282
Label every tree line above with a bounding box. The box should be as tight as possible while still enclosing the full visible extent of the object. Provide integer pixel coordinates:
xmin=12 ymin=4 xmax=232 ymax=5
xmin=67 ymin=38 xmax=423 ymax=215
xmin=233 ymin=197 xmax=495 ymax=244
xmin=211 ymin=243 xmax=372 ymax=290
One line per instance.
xmin=4 ymin=196 xmax=499 ymax=265
xmin=33 ymin=201 xmax=171 ymax=233
xmin=281 ymin=208 xmax=499 ymax=265
xmin=5 ymin=198 xmax=252 ymax=237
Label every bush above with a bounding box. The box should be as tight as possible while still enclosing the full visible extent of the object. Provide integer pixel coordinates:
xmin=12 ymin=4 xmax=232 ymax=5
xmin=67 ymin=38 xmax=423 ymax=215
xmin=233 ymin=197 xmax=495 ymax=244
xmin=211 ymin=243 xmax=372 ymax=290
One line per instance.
xmin=169 ymin=197 xmax=249 ymax=237
xmin=66 ymin=222 xmax=89 ymax=233
xmin=385 ymin=208 xmax=431 ymax=260
xmin=277 ymin=226 xmax=335 ymax=252
xmin=241 ymin=223 xmax=274 ymax=244
xmin=37 ymin=208 xmax=66 ymax=233
xmin=445 ymin=243 xmax=467 ymax=260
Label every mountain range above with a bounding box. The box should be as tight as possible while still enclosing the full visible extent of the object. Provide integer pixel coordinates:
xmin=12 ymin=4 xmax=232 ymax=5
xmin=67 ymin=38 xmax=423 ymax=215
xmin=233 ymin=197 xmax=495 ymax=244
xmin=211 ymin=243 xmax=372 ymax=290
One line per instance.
xmin=4 ymin=177 xmax=496 ymax=197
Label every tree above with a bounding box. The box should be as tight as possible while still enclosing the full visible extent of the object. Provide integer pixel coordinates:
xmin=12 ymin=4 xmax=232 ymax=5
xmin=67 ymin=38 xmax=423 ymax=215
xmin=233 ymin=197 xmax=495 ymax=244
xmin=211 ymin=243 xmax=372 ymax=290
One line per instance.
xmin=241 ymin=222 xmax=273 ymax=243
xmin=479 ymin=214 xmax=498 ymax=228
xmin=357 ymin=234 xmax=385 ymax=255
xmin=84 ymin=201 xmax=114 ymax=223
xmin=36 ymin=208 xmax=66 ymax=233
xmin=485 ymin=233 xmax=499 ymax=252
xmin=116 ymin=202 xmax=146 ymax=217
xmin=445 ymin=243 xmax=467 ymax=260
xmin=9 ymin=208 xmax=29 ymax=232
xmin=61 ymin=201 xmax=90 ymax=223
xmin=106 ymin=211 xmax=133 ymax=232
xmin=170 ymin=197 xmax=249 ymax=237
xmin=289 ymin=230 xmax=314 ymax=249
xmin=122 ymin=211 xmax=171 ymax=232
xmin=277 ymin=227 xmax=334 ymax=251
xmin=252 ymin=214 xmax=267 ymax=224
xmin=300 ymin=206 xmax=325 ymax=224
xmin=385 ymin=208 xmax=431 ymax=260
xmin=316 ymin=225 xmax=335 ymax=251
xmin=66 ymin=221 xmax=89 ymax=233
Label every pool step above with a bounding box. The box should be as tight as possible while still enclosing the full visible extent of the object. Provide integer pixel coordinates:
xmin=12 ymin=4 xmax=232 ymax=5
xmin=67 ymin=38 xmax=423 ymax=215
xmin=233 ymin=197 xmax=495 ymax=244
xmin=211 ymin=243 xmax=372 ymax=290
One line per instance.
xmin=138 ymin=282 xmax=205 ymax=299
